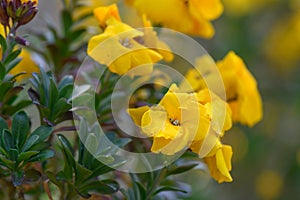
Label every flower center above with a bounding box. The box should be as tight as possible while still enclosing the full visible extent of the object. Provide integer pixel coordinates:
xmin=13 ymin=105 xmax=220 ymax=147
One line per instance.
xmin=170 ymin=118 xmax=180 ymax=126
xmin=119 ymin=37 xmax=132 ymax=48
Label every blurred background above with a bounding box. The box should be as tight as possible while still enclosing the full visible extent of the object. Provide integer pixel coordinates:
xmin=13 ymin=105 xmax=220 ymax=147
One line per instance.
xmin=24 ymin=0 xmax=300 ymax=199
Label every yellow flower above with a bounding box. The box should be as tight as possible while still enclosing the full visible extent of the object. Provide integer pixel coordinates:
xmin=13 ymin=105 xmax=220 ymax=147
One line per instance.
xmin=142 ymin=15 xmax=174 ymax=62
xmin=129 ymin=84 xmax=232 ymax=155
xmin=193 ymin=140 xmax=233 ymax=183
xmin=216 ymin=51 xmax=263 ymax=127
xmin=129 ymin=84 xmax=233 ymax=183
xmin=87 ymin=18 xmax=162 ymax=76
xmin=129 ymin=0 xmax=223 ymax=38
xmin=129 ymin=84 xmax=204 ymax=155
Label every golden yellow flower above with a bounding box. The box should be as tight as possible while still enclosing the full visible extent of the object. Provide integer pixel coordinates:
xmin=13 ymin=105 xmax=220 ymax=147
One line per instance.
xmin=191 ymin=140 xmax=233 ymax=183
xmin=128 ymin=0 xmax=223 ymax=38
xmin=129 ymin=84 xmax=233 ymax=183
xmin=216 ymin=51 xmax=263 ymax=127
xmin=87 ymin=18 xmax=162 ymax=76
xmin=129 ymin=84 xmax=232 ymax=154
xmin=129 ymin=84 xmax=204 ymax=155
xmin=142 ymin=15 xmax=173 ymax=62
xmin=180 ymin=52 xmax=263 ymax=127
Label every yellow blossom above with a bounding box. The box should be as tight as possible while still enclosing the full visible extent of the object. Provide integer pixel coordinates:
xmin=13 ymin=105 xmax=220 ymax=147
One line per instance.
xmin=216 ymin=51 xmax=263 ymax=127
xmin=192 ymin=140 xmax=233 ymax=183
xmin=181 ymin=52 xmax=263 ymax=127
xmin=129 ymin=84 xmax=204 ymax=155
xmin=129 ymin=84 xmax=233 ymax=183
xmin=129 ymin=0 xmax=223 ymax=38
xmin=129 ymin=84 xmax=231 ymax=154
xmin=88 ymin=18 xmax=162 ymax=76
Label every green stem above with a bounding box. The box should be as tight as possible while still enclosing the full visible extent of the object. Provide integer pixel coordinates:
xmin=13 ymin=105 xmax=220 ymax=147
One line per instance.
xmin=146 ymin=168 xmax=167 ymax=200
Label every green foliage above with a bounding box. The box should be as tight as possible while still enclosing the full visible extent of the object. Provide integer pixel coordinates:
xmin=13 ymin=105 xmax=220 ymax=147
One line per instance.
xmin=122 ymin=159 xmax=197 ymax=200
xmin=0 ymin=111 xmax=54 ymax=186
xmin=28 ymin=68 xmax=74 ymax=126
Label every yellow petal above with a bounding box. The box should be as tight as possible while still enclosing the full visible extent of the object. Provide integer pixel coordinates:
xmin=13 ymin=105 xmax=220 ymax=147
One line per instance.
xmin=93 ymin=4 xmax=121 ymax=27
xmin=128 ymin=106 xmax=150 ymax=126
xmin=189 ymin=0 xmax=223 ymax=21
xmin=203 ymin=144 xmax=233 ymax=183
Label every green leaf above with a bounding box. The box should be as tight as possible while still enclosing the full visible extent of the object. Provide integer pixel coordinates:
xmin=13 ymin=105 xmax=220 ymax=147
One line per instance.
xmin=12 ymin=111 xmax=30 ymax=149
xmin=78 ymin=179 xmax=119 ymax=197
xmin=58 ymin=75 xmax=73 ymax=90
xmin=0 ymin=117 xmax=8 ymax=132
xmin=18 ymin=151 xmax=39 ymax=162
xmin=62 ymin=10 xmax=73 ymax=35
xmin=1 ymin=129 xmax=13 ymax=151
xmin=30 ymin=141 xmax=50 ymax=151
xmin=8 ymin=149 xmax=18 ymax=162
xmin=4 ymin=49 xmax=22 ymax=67
xmin=0 ymin=81 xmax=14 ymax=102
xmin=52 ymin=98 xmax=71 ymax=119
xmin=135 ymin=181 xmax=146 ymax=200
xmin=57 ymin=134 xmax=73 ymax=154
xmin=58 ymin=84 xmax=73 ymax=99
xmin=0 ymin=154 xmax=16 ymax=169
xmin=5 ymin=58 xmax=22 ymax=74
xmin=75 ymin=163 xmax=92 ymax=185
xmin=31 ymin=125 xmax=53 ymax=143
xmin=0 ymin=34 xmax=7 ymax=53
xmin=57 ymin=134 xmax=76 ymax=179
xmin=153 ymin=186 xmax=187 ymax=196
xmin=21 ymin=135 xmax=39 ymax=152
xmin=49 ymin=78 xmax=58 ymax=111
xmin=27 ymin=149 xmax=54 ymax=162
xmin=166 ymin=163 xmax=198 ymax=176
xmin=0 ymin=62 xmax=5 ymax=80
xmin=83 ymin=164 xmax=114 ymax=182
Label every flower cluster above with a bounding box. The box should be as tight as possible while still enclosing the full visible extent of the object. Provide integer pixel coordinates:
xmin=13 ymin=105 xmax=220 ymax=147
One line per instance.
xmin=87 ymin=2 xmax=263 ymax=184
